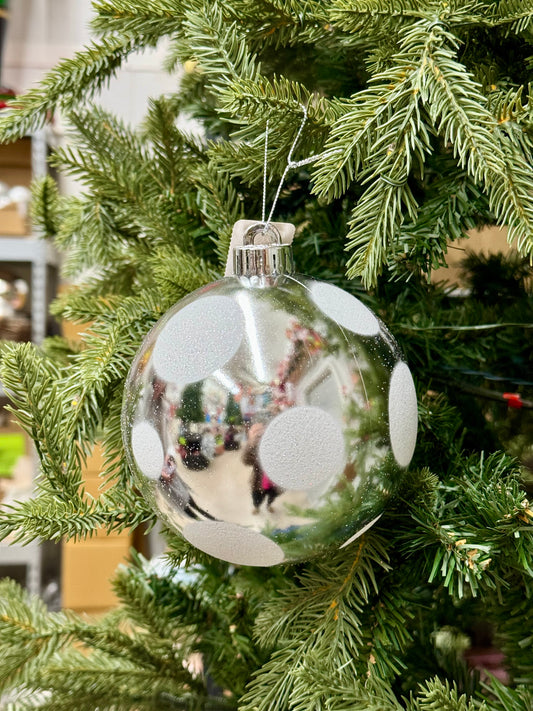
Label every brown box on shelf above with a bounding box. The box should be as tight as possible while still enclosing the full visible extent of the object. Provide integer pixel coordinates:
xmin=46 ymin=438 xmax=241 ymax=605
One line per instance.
xmin=0 ymin=203 xmax=30 ymax=235
xmin=60 ymin=315 xmax=135 ymax=613
xmin=0 ymin=314 xmax=31 ymax=341
xmin=62 ymin=533 xmax=131 ymax=613
xmin=0 ymin=138 xmax=32 ymax=188
xmin=61 ymin=442 xmax=133 ymax=614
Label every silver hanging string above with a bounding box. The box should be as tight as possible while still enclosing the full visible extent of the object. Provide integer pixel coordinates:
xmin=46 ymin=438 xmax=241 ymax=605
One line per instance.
xmin=262 ymin=103 xmax=341 ymax=227
xmin=261 ymin=119 xmax=269 ymax=223
xmin=265 ymin=103 xmax=308 ymax=226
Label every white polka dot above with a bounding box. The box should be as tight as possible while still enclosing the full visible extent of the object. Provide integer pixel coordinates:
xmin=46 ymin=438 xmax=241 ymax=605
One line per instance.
xmin=388 ymin=362 xmax=417 ymax=467
xmin=152 ymin=295 xmax=244 ymax=386
xmin=131 ymin=421 xmax=164 ymax=480
xmin=182 ymin=521 xmax=285 ymax=566
xmin=339 ymin=514 xmax=382 ymax=549
xmin=258 ymin=406 xmax=346 ymax=490
xmin=310 ymin=282 xmax=380 ymax=336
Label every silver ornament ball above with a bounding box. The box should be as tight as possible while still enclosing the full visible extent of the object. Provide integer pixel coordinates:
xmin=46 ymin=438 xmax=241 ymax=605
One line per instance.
xmin=122 ymin=226 xmax=417 ymax=566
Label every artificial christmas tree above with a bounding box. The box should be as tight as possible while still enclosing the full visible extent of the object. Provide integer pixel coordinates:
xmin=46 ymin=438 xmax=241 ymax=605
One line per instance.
xmin=0 ymin=1 xmax=532 ymax=709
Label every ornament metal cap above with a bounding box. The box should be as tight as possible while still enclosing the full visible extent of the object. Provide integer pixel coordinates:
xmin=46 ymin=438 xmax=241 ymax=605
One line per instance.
xmin=233 ymin=222 xmax=294 ymax=278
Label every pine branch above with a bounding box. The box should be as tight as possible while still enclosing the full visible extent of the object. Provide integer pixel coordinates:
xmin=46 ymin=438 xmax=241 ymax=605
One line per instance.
xmin=221 ymin=75 xmax=335 ymax=139
xmin=91 ymin=0 xmax=187 ymax=36
xmin=183 ymin=0 xmax=334 ymax=176
xmin=183 ymin=1 xmax=260 ymax=91
xmin=52 ymin=110 xmax=159 ymax=205
xmin=288 ymin=660 xmax=403 ymax=711
xmin=241 ymin=537 xmax=395 ymax=711
xmin=492 ymin=0 xmax=533 ymax=32
xmin=329 ymin=0 xmax=427 ymax=34
xmin=53 ymin=107 xmax=206 ymax=256
xmin=114 ymin=553 xmax=270 ymax=698
xmin=0 ymin=492 xmax=108 ymax=544
xmin=0 ymin=33 xmax=163 ymax=142
xmin=217 ymin=77 xmax=336 ymax=186
xmin=255 ymin=536 xmax=389 ymax=649
xmin=488 ymin=588 xmax=533 ymax=686
xmin=409 ymin=677 xmax=486 ymax=711
xmin=53 ymin=197 xmax=140 ymax=279
xmin=345 ymin=178 xmax=420 ymax=287
xmin=1 ymin=293 xmax=166 ymax=544
xmin=313 ymin=13 xmax=533 ymax=286
xmin=72 ymin=303 xmax=155 ymax=394
xmin=0 ymin=578 xmax=75 ymax=692
xmin=140 ymin=97 xmax=205 ymax=194
xmin=487 ymin=85 xmax=533 ymax=130
xmin=390 ymin=162 xmax=485 ymax=278
xmin=330 ymin=0 xmax=533 ymax=34
xmin=30 ymin=177 xmax=63 ymax=238
xmin=50 ymin=290 xmax=127 ymax=325
xmin=146 ymin=244 xmax=220 ymax=299
xmin=481 ymin=679 xmax=533 ymax=711
xmin=401 ymin=452 xmax=533 ymax=599
xmin=0 ymin=579 xmax=204 ymax=709
xmin=0 ymin=484 xmax=153 ymax=544
xmin=193 ymin=163 xmax=245 ymax=266
xmin=39 ymin=336 xmax=81 ymax=366
xmin=26 ymin=658 xmax=200 ymax=711
xmin=418 ymin=29 xmax=533 ymax=257
xmin=311 ymin=25 xmax=433 ymax=285
xmin=230 ymin=0 xmax=329 ymax=47
xmin=111 ymin=552 xmax=187 ymax=641
xmin=0 ymin=343 xmax=83 ymax=495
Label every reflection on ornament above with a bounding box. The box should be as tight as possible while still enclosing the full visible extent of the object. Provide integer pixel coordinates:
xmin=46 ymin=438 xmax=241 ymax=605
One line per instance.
xmin=122 ymin=223 xmax=418 ymax=566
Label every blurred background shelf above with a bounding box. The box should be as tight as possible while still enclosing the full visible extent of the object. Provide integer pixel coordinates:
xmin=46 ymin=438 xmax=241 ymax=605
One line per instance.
xmin=0 ymin=235 xmax=59 ymax=343
xmin=0 ymin=130 xmax=60 ymax=605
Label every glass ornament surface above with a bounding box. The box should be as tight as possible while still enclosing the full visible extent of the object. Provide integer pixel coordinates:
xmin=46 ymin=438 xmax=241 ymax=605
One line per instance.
xmin=122 ymin=273 xmax=417 ymax=566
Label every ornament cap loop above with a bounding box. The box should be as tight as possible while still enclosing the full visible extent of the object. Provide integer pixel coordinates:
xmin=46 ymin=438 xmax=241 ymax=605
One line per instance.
xmin=233 ymin=222 xmax=294 ymax=278
xmin=243 ymin=222 xmax=281 ymax=246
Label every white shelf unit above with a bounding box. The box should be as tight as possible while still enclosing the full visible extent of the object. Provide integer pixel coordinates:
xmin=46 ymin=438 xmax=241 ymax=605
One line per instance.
xmin=0 ymin=236 xmax=59 ymax=343
xmin=0 ymin=131 xmax=60 ymax=597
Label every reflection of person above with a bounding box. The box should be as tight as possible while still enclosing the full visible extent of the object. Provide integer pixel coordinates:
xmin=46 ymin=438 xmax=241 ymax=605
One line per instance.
xmin=159 ymin=454 xmax=214 ymax=519
xmin=223 ymin=424 xmax=240 ymax=451
xmin=201 ymin=428 xmax=216 ymax=459
xmin=242 ymin=424 xmax=282 ymax=514
xmin=146 ymin=375 xmax=172 ymax=450
xmin=271 ymin=320 xmax=325 ymax=412
xmin=240 ymin=389 xmax=257 ymax=431
xmin=179 ymin=434 xmax=210 ymax=470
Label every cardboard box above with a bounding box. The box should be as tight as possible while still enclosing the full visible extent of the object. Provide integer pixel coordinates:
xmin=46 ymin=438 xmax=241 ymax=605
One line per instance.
xmin=61 ymin=443 xmax=133 ymax=613
xmin=0 ymin=138 xmax=32 ymax=169
xmin=432 ymin=226 xmax=512 ymax=285
xmin=62 ymin=533 xmax=131 ymax=613
xmin=0 ymin=203 xmax=29 ymax=235
xmin=0 ymin=137 xmax=32 ymax=188
xmin=60 ymin=314 xmax=135 ymax=614
xmin=0 ymin=137 xmax=33 ymax=236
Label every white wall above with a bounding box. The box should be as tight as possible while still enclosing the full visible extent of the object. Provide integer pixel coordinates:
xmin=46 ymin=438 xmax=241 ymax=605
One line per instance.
xmin=2 ymin=0 xmax=179 ymax=127
xmin=2 ymin=0 xmax=184 ymax=195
